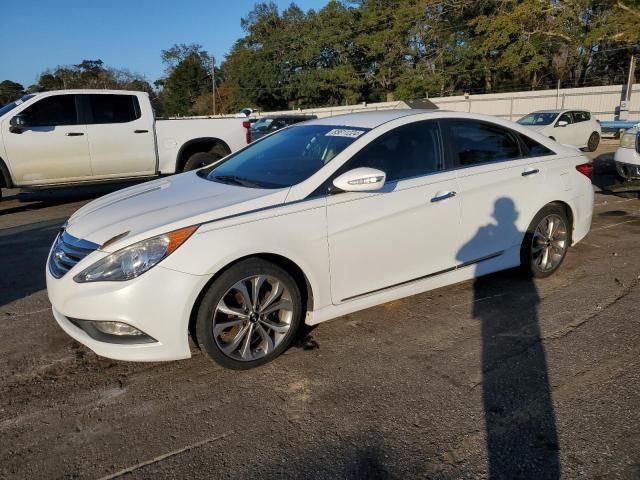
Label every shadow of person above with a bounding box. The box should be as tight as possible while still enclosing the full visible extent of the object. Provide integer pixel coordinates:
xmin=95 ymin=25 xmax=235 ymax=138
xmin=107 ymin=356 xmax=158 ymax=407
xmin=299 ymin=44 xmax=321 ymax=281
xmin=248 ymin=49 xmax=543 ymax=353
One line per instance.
xmin=457 ymin=198 xmax=560 ymax=479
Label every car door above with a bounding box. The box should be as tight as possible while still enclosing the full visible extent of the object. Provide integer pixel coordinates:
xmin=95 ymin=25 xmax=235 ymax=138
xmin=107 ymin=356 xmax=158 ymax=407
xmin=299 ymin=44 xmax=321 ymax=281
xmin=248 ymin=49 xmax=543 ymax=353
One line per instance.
xmin=572 ymin=111 xmax=590 ymax=146
xmin=326 ymin=119 xmax=462 ymax=303
xmin=2 ymin=93 xmax=91 ymax=185
xmin=443 ymin=119 xmax=550 ymax=267
xmin=84 ymin=93 xmax=156 ymax=177
xmin=553 ymin=111 xmax=575 ymax=144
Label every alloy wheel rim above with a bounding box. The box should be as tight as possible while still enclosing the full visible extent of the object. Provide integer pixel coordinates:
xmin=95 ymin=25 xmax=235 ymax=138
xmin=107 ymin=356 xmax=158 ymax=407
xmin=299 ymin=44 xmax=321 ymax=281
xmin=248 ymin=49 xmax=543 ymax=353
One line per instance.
xmin=213 ymin=275 xmax=293 ymax=361
xmin=531 ymin=214 xmax=568 ymax=272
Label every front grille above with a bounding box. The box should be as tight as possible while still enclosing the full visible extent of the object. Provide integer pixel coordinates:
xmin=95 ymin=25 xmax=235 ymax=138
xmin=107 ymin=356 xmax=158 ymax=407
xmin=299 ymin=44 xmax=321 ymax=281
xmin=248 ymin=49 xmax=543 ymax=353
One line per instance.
xmin=49 ymin=230 xmax=99 ymax=279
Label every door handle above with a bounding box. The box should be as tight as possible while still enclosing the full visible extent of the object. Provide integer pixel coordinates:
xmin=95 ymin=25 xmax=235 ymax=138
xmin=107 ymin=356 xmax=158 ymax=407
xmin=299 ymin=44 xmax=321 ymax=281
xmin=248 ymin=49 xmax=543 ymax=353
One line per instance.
xmin=65 ymin=132 xmax=84 ymax=136
xmin=134 ymin=129 xmax=149 ymax=133
xmin=431 ymin=191 xmax=457 ymax=203
xmin=522 ymin=168 xmax=540 ymax=176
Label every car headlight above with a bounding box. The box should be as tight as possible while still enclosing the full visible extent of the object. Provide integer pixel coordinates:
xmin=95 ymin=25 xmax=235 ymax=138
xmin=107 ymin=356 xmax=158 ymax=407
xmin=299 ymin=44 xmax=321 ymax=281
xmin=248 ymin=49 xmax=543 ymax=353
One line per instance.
xmin=74 ymin=225 xmax=198 ymax=283
xmin=620 ymin=132 xmax=637 ymax=149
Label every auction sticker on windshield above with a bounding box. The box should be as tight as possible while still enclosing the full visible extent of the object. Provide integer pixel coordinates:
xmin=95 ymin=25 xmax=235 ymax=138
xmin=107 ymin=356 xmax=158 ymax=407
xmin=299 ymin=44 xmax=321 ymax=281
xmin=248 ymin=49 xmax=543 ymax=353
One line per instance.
xmin=325 ymin=128 xmax=365 ymax=138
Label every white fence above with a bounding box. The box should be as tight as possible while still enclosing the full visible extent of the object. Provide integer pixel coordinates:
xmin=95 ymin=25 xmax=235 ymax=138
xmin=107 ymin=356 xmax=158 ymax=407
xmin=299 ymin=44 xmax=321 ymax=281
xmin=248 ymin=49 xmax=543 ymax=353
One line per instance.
xmin=255 ymin=84 xmax=639 ymax=122
xmin=429 ymin=84 xmax=640 ymax=121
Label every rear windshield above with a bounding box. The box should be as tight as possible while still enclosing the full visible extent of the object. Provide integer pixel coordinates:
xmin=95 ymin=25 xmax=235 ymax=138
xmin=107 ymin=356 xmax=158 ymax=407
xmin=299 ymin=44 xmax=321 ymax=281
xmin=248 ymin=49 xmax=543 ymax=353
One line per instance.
xmin=517 ymin=112 xmax=558 ymax=126
xmin=199 ymin=124 xmax=369 ymax=188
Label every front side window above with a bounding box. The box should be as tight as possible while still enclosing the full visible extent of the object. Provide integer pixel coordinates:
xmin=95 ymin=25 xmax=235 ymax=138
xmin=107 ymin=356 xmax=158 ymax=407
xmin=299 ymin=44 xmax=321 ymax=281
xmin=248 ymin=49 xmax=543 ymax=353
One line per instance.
xmin=89 ymin=94 xmax=140 ymax=124
xmin=22 ymin=95 xmax=77 ymax=127
xmin=340 ymin=120 xmax=444 ymax=182
xmin=517 ymin=112 xmax=558 ymax=126
xmin=199 ymin=124 xmax=368 ymax=188
xmin=446 ymin=120 xmax=521 ymax=166
xmin=557 ymin=112 xmax=573 ymax=125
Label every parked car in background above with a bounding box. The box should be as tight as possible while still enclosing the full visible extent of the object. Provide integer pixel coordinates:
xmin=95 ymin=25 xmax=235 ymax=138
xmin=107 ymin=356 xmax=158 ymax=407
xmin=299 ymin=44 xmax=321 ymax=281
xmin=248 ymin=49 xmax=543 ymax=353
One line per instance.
xmin=0 ymin=89 xmax=250 ymax=200
xmin=250 ymin=114 xmax=317 ymax=142
xmin=517 ymin=109 xmax=601 ymax=151
xmin=47 ymin=110 xmax=594 ymax=369
xmin=614 ymin=126 xmax=640 ymax=180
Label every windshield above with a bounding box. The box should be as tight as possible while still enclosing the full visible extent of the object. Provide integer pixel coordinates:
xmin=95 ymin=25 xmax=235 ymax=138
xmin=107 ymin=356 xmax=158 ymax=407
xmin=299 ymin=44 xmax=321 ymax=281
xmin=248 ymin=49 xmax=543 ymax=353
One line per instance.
xmin=517 ymin=112 xmax=558 ymax=126
xmin=0 ymin=95 xmax=35 ymax=117
xmin=199 ymin=124 xmax=369 ymax=188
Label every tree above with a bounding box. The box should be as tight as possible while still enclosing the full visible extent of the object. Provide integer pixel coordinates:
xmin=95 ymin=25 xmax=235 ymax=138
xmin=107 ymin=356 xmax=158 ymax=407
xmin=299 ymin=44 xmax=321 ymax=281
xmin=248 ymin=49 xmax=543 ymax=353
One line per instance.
xmin=0 ymin=80 xmax=25 ymax=105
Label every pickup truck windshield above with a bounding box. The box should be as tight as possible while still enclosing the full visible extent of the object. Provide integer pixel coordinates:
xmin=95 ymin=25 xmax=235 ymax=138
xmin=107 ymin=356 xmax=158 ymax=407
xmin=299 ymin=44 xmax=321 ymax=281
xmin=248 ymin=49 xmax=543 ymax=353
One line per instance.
xmin=199 ymin=125 xmax=369 ymax=188
xmin=517 ymin=112 xmax=559 ymax=126
xmin=0 ymin=95 xmax=35 ymax=117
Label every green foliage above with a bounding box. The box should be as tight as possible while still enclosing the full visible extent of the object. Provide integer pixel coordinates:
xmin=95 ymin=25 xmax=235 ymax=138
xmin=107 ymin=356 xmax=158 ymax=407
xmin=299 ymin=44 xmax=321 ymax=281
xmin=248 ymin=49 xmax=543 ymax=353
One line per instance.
xmin=0 ymin=80 xmax=25 ymax=105
xmin=156 ymin=44 xmax=214 ymax=116
xmin=218 ymin=0 xmax=640 ymax=111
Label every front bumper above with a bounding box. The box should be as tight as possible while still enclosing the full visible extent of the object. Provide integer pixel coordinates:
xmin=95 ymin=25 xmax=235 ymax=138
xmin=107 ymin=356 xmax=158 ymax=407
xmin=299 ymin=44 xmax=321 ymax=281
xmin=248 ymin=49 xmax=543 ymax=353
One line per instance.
xmin=614 ymin=148 xmax=640 ymax=179
xmin=46 ymin=262 xmax=210 ymax=362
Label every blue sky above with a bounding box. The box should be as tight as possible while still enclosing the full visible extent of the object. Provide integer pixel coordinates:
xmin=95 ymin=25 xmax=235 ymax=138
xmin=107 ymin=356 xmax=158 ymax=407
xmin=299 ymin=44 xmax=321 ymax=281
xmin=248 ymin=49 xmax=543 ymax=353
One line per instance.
xmin=0 ymin=0 xmax=328 ymax=87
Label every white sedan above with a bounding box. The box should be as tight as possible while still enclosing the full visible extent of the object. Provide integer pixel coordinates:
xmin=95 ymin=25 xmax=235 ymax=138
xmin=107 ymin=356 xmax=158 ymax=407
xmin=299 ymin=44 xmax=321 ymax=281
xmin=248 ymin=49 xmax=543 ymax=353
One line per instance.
xmin=517 ymin=109 xmax=601 ymax=151
xmin=46 ymin=110 xmax=594 ymax=369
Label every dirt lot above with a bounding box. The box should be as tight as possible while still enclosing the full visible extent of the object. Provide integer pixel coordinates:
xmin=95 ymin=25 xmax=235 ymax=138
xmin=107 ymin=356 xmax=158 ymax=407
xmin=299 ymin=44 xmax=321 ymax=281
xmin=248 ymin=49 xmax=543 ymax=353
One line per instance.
xmin=1 ymin=144 xmax=639 ymax=479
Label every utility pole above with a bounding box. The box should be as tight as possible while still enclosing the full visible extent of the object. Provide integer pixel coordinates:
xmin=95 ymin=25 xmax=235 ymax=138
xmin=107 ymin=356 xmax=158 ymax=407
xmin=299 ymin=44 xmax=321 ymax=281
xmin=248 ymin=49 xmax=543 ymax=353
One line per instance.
xmin=211 ymin=56 xmax=216 ymax=116
xmin=620 ymin=54 xmax=636 ymax=121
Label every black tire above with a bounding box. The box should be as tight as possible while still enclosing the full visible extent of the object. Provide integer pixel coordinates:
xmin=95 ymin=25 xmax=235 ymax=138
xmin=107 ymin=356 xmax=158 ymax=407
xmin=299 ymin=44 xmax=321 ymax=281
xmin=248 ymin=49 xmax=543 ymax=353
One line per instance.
xmin=520 ymin=204 xmax=572 ymax=278
xmin=183 ymin=151 xmax=222 ymax=172
xmin=586 ymin=132 xmax=600 ymax=152
xmin=195 ymin=258 xmax=303 ymax=370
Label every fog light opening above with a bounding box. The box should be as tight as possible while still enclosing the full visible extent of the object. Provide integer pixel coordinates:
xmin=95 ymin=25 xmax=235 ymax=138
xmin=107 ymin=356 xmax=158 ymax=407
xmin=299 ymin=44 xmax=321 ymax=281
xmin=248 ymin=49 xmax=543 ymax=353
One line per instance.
xmin=92 ymin=321 xmax=145 ymax=336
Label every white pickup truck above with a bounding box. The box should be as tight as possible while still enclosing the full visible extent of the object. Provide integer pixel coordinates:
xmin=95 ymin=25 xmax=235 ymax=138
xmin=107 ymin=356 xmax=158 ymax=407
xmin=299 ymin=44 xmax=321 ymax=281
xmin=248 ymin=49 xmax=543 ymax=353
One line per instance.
xmin=0 ymin=89 xmax=250 ymax=200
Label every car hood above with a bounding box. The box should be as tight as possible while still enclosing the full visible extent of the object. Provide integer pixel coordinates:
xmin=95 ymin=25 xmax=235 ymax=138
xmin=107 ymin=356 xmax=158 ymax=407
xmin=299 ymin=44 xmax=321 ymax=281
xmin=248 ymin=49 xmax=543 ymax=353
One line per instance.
xmin=65 ymin=171 xmax=289 ymax=250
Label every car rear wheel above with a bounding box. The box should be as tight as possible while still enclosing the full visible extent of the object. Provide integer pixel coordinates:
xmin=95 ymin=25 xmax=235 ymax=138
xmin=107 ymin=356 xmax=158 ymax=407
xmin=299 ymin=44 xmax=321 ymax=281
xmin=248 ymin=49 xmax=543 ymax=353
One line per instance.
xmin=521 ymin=205 xmax=571 ymax=278
xmin=195 ymin=259 xmax=303 ymax=369
xmin=183 ymin=151 xmax=222 ymax=171
xmin=586 ymin=132 xmax=600 ymax=152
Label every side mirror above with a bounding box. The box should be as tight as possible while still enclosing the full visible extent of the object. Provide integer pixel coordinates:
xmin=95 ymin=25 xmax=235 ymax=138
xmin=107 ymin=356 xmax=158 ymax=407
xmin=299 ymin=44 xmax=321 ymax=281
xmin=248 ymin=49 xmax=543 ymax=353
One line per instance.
xmin=332 ymin=167 xmax=386 ymax=193
xmin=556 ymin=120 xmax=568 ymax=127
xmin=9 ymin=114 xmax=27 ymax=133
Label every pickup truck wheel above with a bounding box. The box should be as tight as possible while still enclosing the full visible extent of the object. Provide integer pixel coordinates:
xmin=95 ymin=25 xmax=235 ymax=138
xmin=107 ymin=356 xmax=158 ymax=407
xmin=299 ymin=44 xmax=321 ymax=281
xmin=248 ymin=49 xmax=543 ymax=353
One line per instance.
xmin=183 ymin=152 xmax=222 ymax=171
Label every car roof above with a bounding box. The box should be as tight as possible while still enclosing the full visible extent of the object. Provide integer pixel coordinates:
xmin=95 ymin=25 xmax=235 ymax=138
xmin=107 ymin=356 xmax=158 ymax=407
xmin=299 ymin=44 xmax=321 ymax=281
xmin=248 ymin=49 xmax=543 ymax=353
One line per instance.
xmin=304 ymin=109 xmax=438 ymax=129
xmin=529 ymin=109 xmax=591 ymax=114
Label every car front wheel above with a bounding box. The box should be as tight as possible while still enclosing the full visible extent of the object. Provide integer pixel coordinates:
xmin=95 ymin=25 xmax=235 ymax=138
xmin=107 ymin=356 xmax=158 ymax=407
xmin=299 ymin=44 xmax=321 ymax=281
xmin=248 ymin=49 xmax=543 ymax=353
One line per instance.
xmin=195 ymin=259 xmax=303 ymax=369
xmin=521 ymin=205 xmax=571 ymax=278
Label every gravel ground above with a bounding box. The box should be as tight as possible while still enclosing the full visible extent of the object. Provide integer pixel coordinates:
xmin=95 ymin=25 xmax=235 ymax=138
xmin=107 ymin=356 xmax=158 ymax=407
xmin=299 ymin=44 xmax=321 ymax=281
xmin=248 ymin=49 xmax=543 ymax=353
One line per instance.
xmin=0 ymin=144 xmax=639 ymax=479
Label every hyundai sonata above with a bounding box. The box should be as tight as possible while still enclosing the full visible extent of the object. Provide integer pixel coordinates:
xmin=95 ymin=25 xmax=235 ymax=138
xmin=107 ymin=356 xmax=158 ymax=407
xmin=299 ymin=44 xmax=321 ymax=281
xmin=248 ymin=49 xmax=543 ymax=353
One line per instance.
xmin=47 ymin=110 xmax=594 ymax=369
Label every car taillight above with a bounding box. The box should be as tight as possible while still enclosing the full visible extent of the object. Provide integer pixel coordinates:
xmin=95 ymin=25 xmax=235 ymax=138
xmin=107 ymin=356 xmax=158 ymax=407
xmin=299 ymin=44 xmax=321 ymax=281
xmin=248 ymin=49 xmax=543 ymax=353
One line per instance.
xmin=576 ymin=163 xmax=593 ymax=178
xmin=242 ymin=121 xmax=251 ymax=144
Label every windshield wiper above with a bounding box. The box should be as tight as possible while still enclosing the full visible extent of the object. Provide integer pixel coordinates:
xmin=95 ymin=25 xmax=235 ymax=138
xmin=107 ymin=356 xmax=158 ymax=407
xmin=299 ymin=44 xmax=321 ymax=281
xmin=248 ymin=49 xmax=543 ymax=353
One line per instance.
xmin=213 ymin=175 xmax=264 ymax=188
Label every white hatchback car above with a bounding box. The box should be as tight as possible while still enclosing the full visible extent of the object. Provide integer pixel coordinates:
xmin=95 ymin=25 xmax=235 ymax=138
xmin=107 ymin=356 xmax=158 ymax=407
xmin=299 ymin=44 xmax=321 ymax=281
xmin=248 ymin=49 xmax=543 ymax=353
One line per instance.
xmin=47 ymin=111 xmax=594 ymax=369
xmin=517 ymin=109 xmax=601 ymax=151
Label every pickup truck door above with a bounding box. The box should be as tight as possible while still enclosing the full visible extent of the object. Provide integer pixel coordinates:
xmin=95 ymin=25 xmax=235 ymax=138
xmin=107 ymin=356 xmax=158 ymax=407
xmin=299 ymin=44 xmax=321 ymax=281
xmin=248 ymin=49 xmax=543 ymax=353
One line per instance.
xmin=83 ymin=93 xmax=156 ymax=177
xmin=2 ymin=94 xmax=92 ymax=185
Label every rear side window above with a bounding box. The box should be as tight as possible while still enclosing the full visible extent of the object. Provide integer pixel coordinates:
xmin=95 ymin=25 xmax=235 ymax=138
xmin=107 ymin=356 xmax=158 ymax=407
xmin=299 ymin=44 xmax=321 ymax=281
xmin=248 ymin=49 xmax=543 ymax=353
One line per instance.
xmin=89 ymin=94 xmax=140 ymax=124
xmin=573 ymin=111 xmax=590 ymax=123
xmin=519 ymin=134 xmax=555 ymax=157
xmin=344 ymin=120 xmax=444 ymax=182
xmin=22 ymin=95 xmax=78 ymax=127
xmin=446 ymin=120 xmax=521 ymax=166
